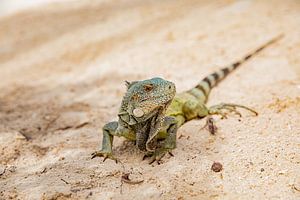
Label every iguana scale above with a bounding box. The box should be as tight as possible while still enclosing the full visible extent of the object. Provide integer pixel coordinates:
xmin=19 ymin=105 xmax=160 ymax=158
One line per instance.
xmin=92 ymin=35 xmax=283 ymax=164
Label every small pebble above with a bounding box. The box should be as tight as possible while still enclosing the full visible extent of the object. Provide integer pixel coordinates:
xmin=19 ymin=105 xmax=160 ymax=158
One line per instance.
xmin=278 ymin=169 xmax=288 ymax=175
xmin=15 ymin=131 xmax=27 ymax=140
xmin=211 ymin=162 xmax=223 ymax=172
xmin=0 ymin=165 xmax=6 ymax=176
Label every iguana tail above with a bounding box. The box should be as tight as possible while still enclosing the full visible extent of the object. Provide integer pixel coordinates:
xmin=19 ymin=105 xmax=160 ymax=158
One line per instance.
xmin=188 ymin=34 xmax=283 ymax=103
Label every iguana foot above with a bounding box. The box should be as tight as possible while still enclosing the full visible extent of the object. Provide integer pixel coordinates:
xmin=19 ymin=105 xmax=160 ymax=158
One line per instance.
xmin=143 ymin=149 xmax=174 ymax=164
xmin=91 ymin=151 xmax=119 ymax=163
xmin=201 ymin=116 xmax=218 ymax=135
xmin=209 ymin=103 xmax=257 ymax=119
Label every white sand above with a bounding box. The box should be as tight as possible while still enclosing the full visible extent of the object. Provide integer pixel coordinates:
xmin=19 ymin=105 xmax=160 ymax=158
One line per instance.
xmin=0 ymin=0 xmax=299 ymax=199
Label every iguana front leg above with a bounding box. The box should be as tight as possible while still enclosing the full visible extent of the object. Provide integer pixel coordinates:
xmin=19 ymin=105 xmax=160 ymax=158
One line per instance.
xmin=91 ymin=121 xmax=119 ymax=162
xmin=92 ymin=121 xmax=136 ymax=162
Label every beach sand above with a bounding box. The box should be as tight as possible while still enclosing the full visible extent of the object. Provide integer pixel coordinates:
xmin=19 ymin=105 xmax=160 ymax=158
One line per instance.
xmin=0 ymin=0 xmax=299 ymax=199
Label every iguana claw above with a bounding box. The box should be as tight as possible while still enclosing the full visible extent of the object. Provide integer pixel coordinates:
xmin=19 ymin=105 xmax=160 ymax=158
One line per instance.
xmin=91 ymin=151 xmax=119 ymax=163
xmin=144 ymin=149 xmax=173 ymax=164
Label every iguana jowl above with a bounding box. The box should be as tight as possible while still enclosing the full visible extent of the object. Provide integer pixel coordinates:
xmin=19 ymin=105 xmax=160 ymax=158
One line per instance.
xmin=92 ymin=35 xmax=283 ymax=164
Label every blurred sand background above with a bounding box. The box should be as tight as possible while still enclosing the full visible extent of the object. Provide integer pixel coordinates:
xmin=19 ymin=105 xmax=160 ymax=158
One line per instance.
xmin=0 ymin=0 xmax=300 ymax=199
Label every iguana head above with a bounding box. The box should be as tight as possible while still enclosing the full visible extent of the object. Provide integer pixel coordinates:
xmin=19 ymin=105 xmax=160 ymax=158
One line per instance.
xmin=116 ymin=77 xmax=176 ymax=151
xmin=118 ymin=77 xmax=176 ymax=126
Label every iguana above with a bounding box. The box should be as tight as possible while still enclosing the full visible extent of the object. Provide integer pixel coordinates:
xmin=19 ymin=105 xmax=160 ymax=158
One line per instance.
xmin=91 ymin=35 xmax=283 ymax=164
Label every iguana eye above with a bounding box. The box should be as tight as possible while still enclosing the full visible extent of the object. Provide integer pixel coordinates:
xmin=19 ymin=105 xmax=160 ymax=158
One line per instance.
xmin=143 ymin=84 xmax=153 ymax=92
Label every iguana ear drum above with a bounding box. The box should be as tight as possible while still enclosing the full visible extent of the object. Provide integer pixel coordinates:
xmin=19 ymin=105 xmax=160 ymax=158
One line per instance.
xmin=133 ymin=108 xmax=144 ymax=117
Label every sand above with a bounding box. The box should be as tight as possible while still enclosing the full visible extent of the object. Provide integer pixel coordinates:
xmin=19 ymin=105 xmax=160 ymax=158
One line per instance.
xmin=0 ymin=0 xmax=299 ymax=199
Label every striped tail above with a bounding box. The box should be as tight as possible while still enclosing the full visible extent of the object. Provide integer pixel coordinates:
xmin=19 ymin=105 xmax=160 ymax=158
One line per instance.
xmin=188 ymin=34 xmax=283 ymax=102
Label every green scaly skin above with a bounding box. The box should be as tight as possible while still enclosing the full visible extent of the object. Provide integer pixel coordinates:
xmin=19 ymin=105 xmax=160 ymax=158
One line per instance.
xmin=91 ymin=35 xmax=283 ymax=164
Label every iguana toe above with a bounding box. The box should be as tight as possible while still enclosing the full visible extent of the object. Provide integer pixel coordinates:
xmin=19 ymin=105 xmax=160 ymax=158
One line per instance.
xmin=91 ymin=151 xmax=119 ymax=163
xmin=146 ymin=149 xmax=173 ymax=164
xmin=209 ymin=103 xmax=258 ymax=119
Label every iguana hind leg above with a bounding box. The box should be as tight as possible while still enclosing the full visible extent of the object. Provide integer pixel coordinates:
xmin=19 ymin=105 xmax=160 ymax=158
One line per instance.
xmin=208 ymin=103 xmax=258 ymax=118
xmin=183 ymin=99 xmax=209 ymax=120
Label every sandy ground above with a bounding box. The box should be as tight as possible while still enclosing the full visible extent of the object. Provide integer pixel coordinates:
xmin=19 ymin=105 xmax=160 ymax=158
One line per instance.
xmin=0 ymin=0 xmax=300 ymax=199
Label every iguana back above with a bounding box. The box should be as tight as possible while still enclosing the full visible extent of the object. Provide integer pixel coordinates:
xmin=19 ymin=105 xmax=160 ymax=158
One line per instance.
xmin=166 ymin=34 xmax=283 ymax=127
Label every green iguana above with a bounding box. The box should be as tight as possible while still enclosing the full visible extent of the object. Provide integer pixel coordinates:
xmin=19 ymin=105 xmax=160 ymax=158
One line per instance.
xmin=92 ymin=35 xmax=283 ymax=164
